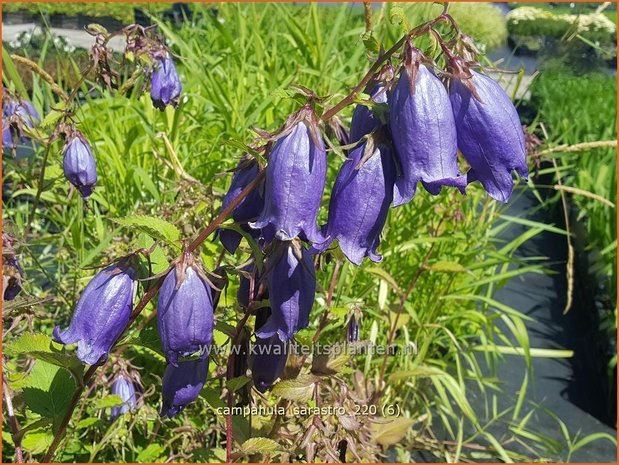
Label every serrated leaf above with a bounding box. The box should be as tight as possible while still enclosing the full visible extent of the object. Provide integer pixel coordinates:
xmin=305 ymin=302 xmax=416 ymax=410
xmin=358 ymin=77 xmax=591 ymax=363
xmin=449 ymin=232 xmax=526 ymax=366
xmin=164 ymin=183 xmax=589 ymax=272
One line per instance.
xmin=271 ymin=374 xmax=317 ymax=402
xmin=371 ymin=417 xmax=415 ymax=447
xmin=111 ymin=215 xmax=180 ymax=244
xmin=22 ymin=361 xmax=75 ymax=431
xmin=430 ymin=260 xmax=467 ymax=273
xmin=240 ymin=437 xmax=280 ymax=455
xmin=21 ymin=429 xmax=53 ymax=454
xmin=201 ymin=387 xmax=226 ymax=410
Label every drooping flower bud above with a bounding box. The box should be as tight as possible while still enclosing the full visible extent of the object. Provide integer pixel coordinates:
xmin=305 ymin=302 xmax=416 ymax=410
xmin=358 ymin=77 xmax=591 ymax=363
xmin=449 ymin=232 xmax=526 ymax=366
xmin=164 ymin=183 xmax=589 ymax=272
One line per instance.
xmin=251 ymin=334 xmax=288 ymax=392
xmin=157 ymin=255 xmax=214 ymax=366
xmin=251 ymin=111 xmax=326 ymax=244
xmin=389 ymin=56 xmax=466 ymax=206
xmin=150 ymin=53 xmax=182 ymax=111
xmin=53 ymin=262 xmax=136 ymax=365
xmin=256 ymin=241 xmax=315 ymax=341
xmin=314 ymin=135 xmax=396 ymax=265
xmin=2 ymin=233 xmax=23 ymax=301
xmin=347 ymin=313 xmax=359 ymax=343
xmin=62 ymin=134 xmax=98 ymax=200
xmin=161 ymin=358 xmax=208 ymax=418
xmin=218 ymin=158 xmax=264 ymax=253
xmin=110 ymin=373 xmax=137 ymax=420
xmin=449 ymin=65 xmax=528 ymax=202
xmin=350 ymin=85 xmax=387 ymax=143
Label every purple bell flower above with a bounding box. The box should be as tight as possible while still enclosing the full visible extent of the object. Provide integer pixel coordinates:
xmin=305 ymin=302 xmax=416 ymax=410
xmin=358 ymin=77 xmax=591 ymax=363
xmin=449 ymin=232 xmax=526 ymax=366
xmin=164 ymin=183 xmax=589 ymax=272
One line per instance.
xmin=350 ymin=85 xmax=387 ymax=143
xmin=161 ymin=358 xmax=208 ymax=418
xmin=110 ymin=374 xmax=137 ymax=420
xmin=150 ymin=53 xmax=182 ymax=111
xmin=2 ymin=99 xmax=40 ymax=149
xmin=389 ymin=64 xmax=466 ymax=206
xmin=251 ymin=118 xmax=327 ymax=244
xmin=256 ymin=241 xmax=315 ymax=341
xmin=251 ymin=335 xmax=288 ymax=392
xmin=314 ymin=138 xmax=396 ymax=265
xmin=449 ymin=68 xmax=528 ymax=202
xmin=157 ymin=256 xmax=214 ymax=366
xmin=53 ymin=263 xmax=136 ymax=365
xmin=62 ymin=134 xmax=98 ymax=200
xmin=219 ymin=158 xmax=264 ymax=253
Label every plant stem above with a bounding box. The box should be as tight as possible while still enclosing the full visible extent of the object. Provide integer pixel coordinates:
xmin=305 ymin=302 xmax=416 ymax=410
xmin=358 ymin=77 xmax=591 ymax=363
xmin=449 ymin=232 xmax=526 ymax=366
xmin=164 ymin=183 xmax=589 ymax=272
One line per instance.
xmin=363 ymin=2 xmax=373 ymax=34
xmin=3 ymin=370 xmax=24 ymax=463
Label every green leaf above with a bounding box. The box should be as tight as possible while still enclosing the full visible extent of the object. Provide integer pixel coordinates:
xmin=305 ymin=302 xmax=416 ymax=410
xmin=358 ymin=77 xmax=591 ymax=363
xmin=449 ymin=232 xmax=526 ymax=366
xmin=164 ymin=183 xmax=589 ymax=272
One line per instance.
xmin=136 ymin=444 xmax=165 ymax=462
xmin=22 ymin=361 xmax=76 ymax=431
xmin=429 ymin=260 xmax=467 ymax=273
xmin=271 ymin=374 xmax=317 ymax=402
xmin=370 ymin=417 xmax=415 ymax=447
xmin=239 ymin=437 xmax=281 ymax=455
xmin=311 ymin=348 xmax=350 ymax=376
xmin=21 ymin=429 xmax=53 ymax=455
xmin=227 ymin=376 xmax=250 ymax=393
xmin=94 ymin=395 xmax=124 ymax=409
xmin=5 ymin=333 xmax=84 ymax=382
xmin=361 ymin=31 xmax=380 ymax=54
xmin=111 ymin=215 xmax=181 ymax=244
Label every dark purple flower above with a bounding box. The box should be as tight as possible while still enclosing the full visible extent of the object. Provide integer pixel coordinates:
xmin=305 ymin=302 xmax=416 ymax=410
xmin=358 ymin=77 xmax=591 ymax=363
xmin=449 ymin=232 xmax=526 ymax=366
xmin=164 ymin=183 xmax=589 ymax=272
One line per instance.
xmin=157 ymin=256 xmax=214 ymax=366
xmin=389 ymin=65 xmax=466 ymax=206
xmin=256 ymin=241 xmax=315 ymax=341
xmin=3 ymin=255 xmax=23 ymax=301
xmin=110 ymin=374 xmax=137 ymax=420
xmin=150 ymin=53 xmax=182 ymax=111
xmin=53 ymin=263 xmax=136 ymax=365
xmin=251 ymin=335 xmax=288 ymax=392
xmin=350 ymin=85 xmax=387 ymax=143
xmin=251 ymin=120 xmax=326 ymax=244
xmin=62 ymin=135 xmax=98 ymax=200
xmin=347 ymin=314 xmax=359 ymax=343
xmin=161 ymin=358 xmax=208 ymax=418
xmin=449 ymin=69 xmax=528 ymax=202
xmin=219 ymin=158 xmax=264 ymax=253
xmin=314 ymin=138 xmax=395 ymax=265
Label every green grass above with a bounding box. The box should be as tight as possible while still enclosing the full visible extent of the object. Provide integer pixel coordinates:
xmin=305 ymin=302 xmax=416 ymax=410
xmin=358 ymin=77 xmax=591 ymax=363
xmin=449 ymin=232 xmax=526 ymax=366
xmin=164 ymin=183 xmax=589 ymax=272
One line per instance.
xmin=2 ymin=3 xmax=615 ymax=463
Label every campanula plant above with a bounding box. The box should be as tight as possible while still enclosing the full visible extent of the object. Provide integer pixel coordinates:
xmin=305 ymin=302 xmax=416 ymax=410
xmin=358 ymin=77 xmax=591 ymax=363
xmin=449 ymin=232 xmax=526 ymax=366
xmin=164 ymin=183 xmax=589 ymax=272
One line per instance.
xmin=62 ymin=131 xmax=98 ymax=200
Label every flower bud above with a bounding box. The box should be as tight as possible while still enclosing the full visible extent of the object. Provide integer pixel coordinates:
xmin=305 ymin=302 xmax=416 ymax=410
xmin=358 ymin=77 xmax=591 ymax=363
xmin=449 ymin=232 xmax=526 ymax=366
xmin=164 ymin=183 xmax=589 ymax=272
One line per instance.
xmin=157 ymin=256 xmax=214 ymax=366
xmin=237 ymin=265 xmax=265 ymax=309
xmin=350 ymin=84 xmax=387 ymax=143
xmin=219 ymin=158 xmax=264 ymax=253
xmin=161 ymin=358 xmax=208 ymax=418
xmin=251 ymin=119 xmax=326 ymax=244
xmin=53 ymin=263 xmax=136 ymax=365
xmin=389 ymin=65 xmax=466 ymax=206
xmin=256 ymin=241 xmax=315 ymax=341
xmin=62 ymin=134 xmax=98 ymax=200
xmin=150 ymin=53 xmax=182 ymax=111
xmin=314 ymin=138 xmax=395 ymax=265
xmin=251 ymin=335 xmax=288 ymax=392
xmin=110 ymin=374 xmax=137 ymax=420
xmin=2 ymin=233 xmax=23 ymax=301
xmin=449 ymin=69 xmax=528 ymax=202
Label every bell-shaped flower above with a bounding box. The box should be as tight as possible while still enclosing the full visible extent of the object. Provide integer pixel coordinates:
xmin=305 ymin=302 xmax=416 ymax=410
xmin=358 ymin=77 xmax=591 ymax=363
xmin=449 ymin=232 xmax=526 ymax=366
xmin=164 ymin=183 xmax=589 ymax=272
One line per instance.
xmin=157 ymin=255 xmax=214 ymax=366
xmin=218 ymin=158 xmax=264 ymax=253
xmin=314 ymin=137 xmax=396 ymax=265
xmin=250 ymin=335 xmax=288 ymax=392
xmin=161 ymin=358 xmax=208 ymax=418
xmin=256 ymin=241 xmax=315 ymax=341
xmin=350 ymin=84 xmax=388 ymax=143
xmin=150 ymin=53 xmax=182 ymax=111
xmin=62 ymin=134 xmax=98 ymax=200
xmin=53 ymin=263 xmax=136 ymax=365
xmin=251 ymin=118 xmax=326 ymax=244
xmin=110 ymin=374 xmax=137 ymax=420
xmin=389 ymin=64 xmax=466 ymax=206
xmin=449 ymin=67 xmax=528 ymax=202
xmin=2 ymin=98 xmax=40 ymax=149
